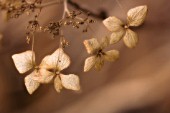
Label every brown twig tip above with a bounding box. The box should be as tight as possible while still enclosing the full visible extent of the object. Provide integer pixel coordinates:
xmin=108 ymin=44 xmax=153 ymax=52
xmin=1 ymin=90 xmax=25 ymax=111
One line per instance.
xmin=67 ymin=0 xmax=107 ymax=20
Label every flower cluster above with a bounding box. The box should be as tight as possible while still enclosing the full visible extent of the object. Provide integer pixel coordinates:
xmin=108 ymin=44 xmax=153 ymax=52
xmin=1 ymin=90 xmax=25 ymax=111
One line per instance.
xmin=84 ymin=37 xmax=119 ymax=72
xmin=12 ymin=48 xmax=80 ymax=94
xmin=44 ymin=10 xmax=95 ymax=38
xmin=83 ymin=5 xmax=148 ymax=72
xmin=103 ymin=5 xmax=148 ymax=48
xmin=7 ymin=1 xmax=148 ymax=95
xmin=0 ymin=0 xmax=42 ymax=20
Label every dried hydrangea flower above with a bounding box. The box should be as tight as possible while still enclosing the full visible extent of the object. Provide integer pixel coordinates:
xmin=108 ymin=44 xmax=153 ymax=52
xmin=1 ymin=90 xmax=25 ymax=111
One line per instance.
xmin=33 ymin=48 xmax=80 ymax=93
xmin=44 ymin=10 xmax=95 ymax=38
xmin=12 ymin=48 xmax=80 ymax=94
xmin=103 ymin=5 xmax=148 ymax=48
xmin=12 ymin=50 xmax=40 ymax=94
xmin=84 ymin=37 xmax=119 ymax=72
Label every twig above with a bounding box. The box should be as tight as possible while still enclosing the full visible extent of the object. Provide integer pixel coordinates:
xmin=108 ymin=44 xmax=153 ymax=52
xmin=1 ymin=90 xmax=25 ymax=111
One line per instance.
xmin=36 ymin=0 xmax=107 ymax=20
xmin=67 ymin=0 xmax=107 ymax=20
xmin=62 ymin=0 xmax=70 ymax=19
xmin=31 ymin=32 xmax=35 ymax=66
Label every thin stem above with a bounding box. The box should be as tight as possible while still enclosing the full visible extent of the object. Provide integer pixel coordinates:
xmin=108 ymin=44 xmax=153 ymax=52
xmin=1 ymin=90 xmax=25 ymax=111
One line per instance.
xmin=31 ymin=32 xmax=35 ymax=66
xmin=36 ymin=0 xmax=107 ymax=19
xmin=64 ymin=0 xmax=70 ymax=16
xmin=55 ymin=0 xmax=67 ymax=68
xmin=62 ymin=0 xmax=70 ymax=19
xmin=67 ymin=0 xmax=107 ymax=20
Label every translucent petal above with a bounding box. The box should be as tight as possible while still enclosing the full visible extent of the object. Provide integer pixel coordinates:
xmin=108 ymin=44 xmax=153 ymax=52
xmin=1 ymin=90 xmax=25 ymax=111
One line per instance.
xmin=54 ymin=76 xmax=63 ymax=93
xmin=104 ymin=50 xmax=119 ymax=62
xmin=127 ymin=5 xmax=148 ymax=27
xmin=83 ymin=38 xmax=100 ymax=54
xmin=40 ymin=48 xmax=71 ymax=71
xmin=100 ymin=36 xmax=110 ymax=49
xmin=110 ymin=29 xmax=125 ymax=44
xmin=12 ymin=51 xmax=35 ymax=74
xmin=32 ymin=69 xmax=54 ymax=84
xmin=24 ymin=71 xmax=40 ymax=95
xmin=84 ymin=56 xmax=96 ymax=72
xmin=39 ymin=55 xmax=52 ymax=69
xmin=60 ymin=74 xmax=80 ymax=91
xmin=95 ymin=57 xmax=104 ymax=71
xmin=123 ymin=29 xmax=138 ymax=48
xmin=103 ymin=16 xmax=124 ymax=32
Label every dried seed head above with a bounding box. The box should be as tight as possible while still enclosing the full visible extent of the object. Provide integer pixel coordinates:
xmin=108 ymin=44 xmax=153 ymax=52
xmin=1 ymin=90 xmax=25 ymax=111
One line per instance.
xmin=44 ymin=22 xmax=62 ymax=37
xmin=27 ymin=19 xmax=40 ymax=32
xmin=0 ymin=0 xmax=42 ymax=20
xmin=60 ymin=37 xmax=69 ymax=48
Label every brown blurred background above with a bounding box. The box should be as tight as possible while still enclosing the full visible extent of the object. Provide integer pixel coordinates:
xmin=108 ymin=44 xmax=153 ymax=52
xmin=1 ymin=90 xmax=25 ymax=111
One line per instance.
xmin=0 ymin=0 xmax=170 ymax=113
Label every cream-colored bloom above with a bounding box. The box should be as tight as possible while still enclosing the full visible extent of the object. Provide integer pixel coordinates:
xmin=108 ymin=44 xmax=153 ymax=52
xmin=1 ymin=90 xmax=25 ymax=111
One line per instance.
xmin=84 ymin=38 xmax=119 ymax=72
xmin=12 ymin=51 xmax=40 ymax=94
xmin=103 ymin=5 xmax=148 ymax=48
xmin=25 ymin=71 xmax=40 ymax=94
xmin=34 ymin=48 xmax=80 ymax=93
xmin=12 ymin=48 xmax=80 ymax=94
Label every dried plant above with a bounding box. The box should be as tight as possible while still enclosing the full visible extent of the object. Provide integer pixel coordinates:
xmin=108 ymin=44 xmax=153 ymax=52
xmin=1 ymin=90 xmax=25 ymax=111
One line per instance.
xmin=0 ymin=0 xmax=42 ymax=20
xmin=103 ymin=5 xmax=148 ymax=48
xmin=0 ymin=0 xmax=148 ymax=94
xmin=12 ymin=48 xmax=80 ymax=94
xmin=84 ymin=37 xmax=119 ymax=72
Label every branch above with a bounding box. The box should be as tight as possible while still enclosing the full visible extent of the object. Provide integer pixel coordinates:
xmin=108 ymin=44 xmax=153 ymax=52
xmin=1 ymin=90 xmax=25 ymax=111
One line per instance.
xmin=67 ymin=0 xmax=107 ymax=20
xmin=36 ymin=0 xmax=107 ymax=20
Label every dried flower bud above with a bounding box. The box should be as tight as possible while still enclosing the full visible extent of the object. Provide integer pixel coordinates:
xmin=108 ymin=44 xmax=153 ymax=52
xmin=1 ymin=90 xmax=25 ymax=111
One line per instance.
xmin=61 ymin=37 xmax=69 ymax=48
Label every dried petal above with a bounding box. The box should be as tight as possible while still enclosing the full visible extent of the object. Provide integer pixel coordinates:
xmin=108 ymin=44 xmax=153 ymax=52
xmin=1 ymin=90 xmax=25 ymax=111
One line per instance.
xmin=39 ymin=55 xmax=52 ymax=69
xmin=60 ymin=74 xmax=80 ymax=91
xmin=84 ymin=38 xmax=100 ymax=54
xmin=110 ymin=29 xmax=125 ymax=44
xmin=100 ymin=36 xmax=110 ymax=49
xmin=54 ymin=76 xmax=63 ymax=93
xmin=104 ymin=50 xmax=119 ymax=62
xmin=84 ymin=56 xmax=96 ymax=72
xmin=25 ymin=71 xmax=40 ymax=94
xmin=123 ymin=29 xmax=138 ymax=48
xmin=40 ymin=48 xmax=71 ymax=71
xmin=103 ymin=16 xmax=124 ymax=32
xmin=95 ymin=57 xmax=104 ymax=71
xmin=32 ymin=69 xmax=54 ymax=84
xmin=12 ymin=51 xmax=35 ymax=74
xmin=127 ymin=5 xmax=148 ymax=27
